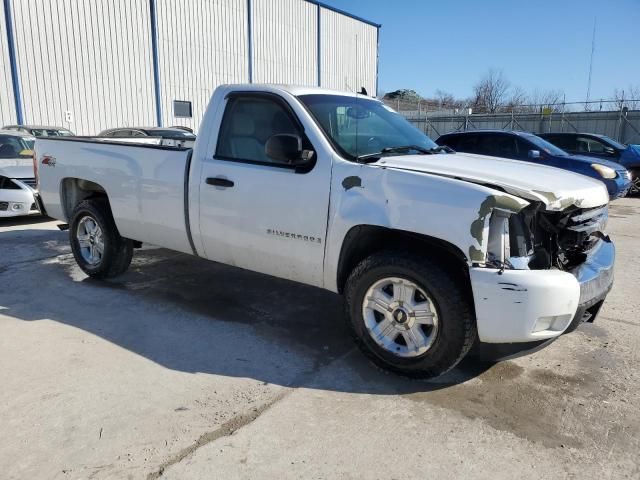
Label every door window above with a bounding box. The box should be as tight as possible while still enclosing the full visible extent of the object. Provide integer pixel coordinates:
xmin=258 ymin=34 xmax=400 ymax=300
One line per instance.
xmin=216 ymin=96 xmax=303 ymax=165
xmin=576 ymin=136 xmax=608 ymax=154
xmin=477 ymin=134 xmax=518 ymax=158
xmin=545 ymin=135 xmax=576 ymax=151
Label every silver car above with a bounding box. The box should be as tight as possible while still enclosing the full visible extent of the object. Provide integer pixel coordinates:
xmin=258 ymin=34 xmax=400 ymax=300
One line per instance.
xmin=0 ymin=130 xmax=40 ymax=218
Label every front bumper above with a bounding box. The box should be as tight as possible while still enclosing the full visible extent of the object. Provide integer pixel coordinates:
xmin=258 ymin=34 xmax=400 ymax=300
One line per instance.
xmin=470 ymin=238 xmax=615 ymax=343
xmin=605 ymin=175 xmax=632 ymax=199
xmin=0 ymin=187 xmax=39 ymax=218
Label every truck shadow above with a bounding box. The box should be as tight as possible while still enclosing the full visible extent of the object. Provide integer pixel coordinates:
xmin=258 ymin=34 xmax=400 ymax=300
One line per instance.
xmin=2 ymin=238 xmax=506 ymax=395
xmin=0 ymin=214 xmax=54 ymax=228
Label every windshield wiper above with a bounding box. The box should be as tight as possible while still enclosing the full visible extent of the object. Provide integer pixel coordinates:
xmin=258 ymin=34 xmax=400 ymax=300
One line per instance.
xmin=427 ymin=145 xmax=455 ymax=154
xmin=356 ymin=145 xmax=434 ymax=163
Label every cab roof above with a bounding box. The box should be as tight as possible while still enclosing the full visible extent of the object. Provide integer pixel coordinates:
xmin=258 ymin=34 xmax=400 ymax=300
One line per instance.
xmin=219 ymin=83 xmax=380 ymax=100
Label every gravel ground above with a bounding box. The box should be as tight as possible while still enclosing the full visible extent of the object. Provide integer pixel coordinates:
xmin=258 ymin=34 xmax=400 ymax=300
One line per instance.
xmin=0 ymin=198 xmax=638 ymax=479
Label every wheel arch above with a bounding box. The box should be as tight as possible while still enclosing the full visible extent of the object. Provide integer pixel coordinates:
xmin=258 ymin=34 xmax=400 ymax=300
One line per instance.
xmin=60 ymin=177 xmax=109 ymax=221
xmin=336 ymin=225 xmax=472 ymax=297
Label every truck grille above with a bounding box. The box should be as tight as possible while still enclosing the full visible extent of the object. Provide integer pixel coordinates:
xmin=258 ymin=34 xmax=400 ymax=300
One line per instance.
xmin=566 ymin=206 xmax=608 ymax=235
xmin=533 ymin=204 xmax=609 ymax=270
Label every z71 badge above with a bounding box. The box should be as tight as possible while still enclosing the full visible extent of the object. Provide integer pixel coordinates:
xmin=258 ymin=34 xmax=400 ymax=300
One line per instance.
xmin=267 ymin=229 xmax=322 ymax=244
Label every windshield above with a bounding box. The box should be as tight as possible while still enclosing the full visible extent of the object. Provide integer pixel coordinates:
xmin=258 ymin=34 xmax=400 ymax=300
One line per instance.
xmin=525 ymin=134 xmax=569 ymax=156
xmin=23 ymin=137 xmax=35 ymax=150
xmin=0 ymin=134 xmax=34 ymax=157
xmin=299 ymin=94 xmax=438 ymax=159
xmin=597 ymin=135 xmax=626 ymax=150
xmin=30 ymin=128 xmax=74 ymax=137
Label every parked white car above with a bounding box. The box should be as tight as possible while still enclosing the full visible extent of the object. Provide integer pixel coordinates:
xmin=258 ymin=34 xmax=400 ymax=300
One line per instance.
xmin=36 ymin=84 xmax=615 ymax=378
xmin=0 ymin=130 xmax=39 ymax=218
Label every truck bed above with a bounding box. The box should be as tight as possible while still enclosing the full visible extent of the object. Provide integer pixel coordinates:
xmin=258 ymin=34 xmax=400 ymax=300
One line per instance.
xmin=37 ymin=137 xmax=195 ymax=254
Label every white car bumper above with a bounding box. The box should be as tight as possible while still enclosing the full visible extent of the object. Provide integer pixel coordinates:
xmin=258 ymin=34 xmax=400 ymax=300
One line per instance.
xmin=470 ymin=239 xmax=615 ymax=343
xmin=0 ymin=182 xmax=39 ymax=218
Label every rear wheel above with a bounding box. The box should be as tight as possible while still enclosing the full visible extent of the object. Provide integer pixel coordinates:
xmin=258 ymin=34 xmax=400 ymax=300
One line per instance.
xmin=69 ymin=198 xmax=133 ymax=278
xmin=345 ymin=251 xmax=476 ymax=378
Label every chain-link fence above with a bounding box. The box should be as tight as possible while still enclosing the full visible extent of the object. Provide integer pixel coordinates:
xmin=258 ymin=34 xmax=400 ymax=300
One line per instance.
xmin=391 ymin=99 xmax=640 ymax=144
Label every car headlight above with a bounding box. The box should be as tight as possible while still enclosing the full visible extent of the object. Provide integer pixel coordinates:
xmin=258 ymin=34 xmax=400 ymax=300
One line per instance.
xmin=591 ymin=164 xmax=617 ymax=179
xmin=486 ymin=210 xmax=510 ymax=267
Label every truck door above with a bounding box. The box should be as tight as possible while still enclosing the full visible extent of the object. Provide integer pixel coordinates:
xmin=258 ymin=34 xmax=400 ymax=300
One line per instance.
xmin=198 ymin=93 xmax=331 ymax=287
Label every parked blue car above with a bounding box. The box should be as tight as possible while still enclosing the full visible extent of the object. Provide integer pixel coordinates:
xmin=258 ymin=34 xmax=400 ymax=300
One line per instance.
xmin=436 ymin=130 xmax=631 ymax=200
xmin=538 ymin=132 xmax=640 ymax=195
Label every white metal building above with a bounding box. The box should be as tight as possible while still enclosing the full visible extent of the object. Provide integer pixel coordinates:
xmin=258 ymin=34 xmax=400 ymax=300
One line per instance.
xmin=0 ymin=0 xmax=379 ymax=135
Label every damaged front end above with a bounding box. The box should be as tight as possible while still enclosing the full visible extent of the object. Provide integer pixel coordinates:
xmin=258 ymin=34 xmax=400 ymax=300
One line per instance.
xmin=471 ymin=199 xmax=615 ymax=343
xmin=490 ymin=202 xmax=610 ymax=272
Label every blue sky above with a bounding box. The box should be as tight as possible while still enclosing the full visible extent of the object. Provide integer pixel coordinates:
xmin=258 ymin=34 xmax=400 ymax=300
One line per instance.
xmin=324 ymin=0 xmax=640 ymax=102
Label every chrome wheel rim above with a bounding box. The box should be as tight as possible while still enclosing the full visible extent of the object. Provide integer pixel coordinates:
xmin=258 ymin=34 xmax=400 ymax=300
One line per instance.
xmin=76 ymin=216 xmax=104 ymax=266
xmin=630 ymin=176 xmax=640 ymax=195
xmin=362 ymin=277 xmax=439 ymax=358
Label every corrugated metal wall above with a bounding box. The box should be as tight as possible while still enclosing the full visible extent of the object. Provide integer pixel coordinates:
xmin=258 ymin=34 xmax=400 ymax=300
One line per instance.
xmin=0 ymin=1 xmax=17 ymax=127
xmin=252 ymin=0 xmax=317 ymax=86
xmin=320 ymin=7 xmax=377 ymax=96
xmin=156 ymin=0 xmax=249 ymax=131
xmin=1 ymin=0 xmax=379 ymax=134
xmin=9 ymin=0 xmax=156 ymax=135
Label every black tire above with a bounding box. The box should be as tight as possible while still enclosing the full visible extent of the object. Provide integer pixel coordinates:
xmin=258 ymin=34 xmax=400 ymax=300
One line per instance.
xmin=69 ymin=198 xmax=133 ymax=279
xmin=344 ymin=251 xmax=477 ymax=378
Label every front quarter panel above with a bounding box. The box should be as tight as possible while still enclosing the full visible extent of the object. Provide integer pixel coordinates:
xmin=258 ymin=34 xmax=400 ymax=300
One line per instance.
xmin=323 ymin=158 xmax=529 ymax=291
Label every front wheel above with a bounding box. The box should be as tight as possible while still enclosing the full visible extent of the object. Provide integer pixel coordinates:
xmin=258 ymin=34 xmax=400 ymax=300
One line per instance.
xmin=344 ymin=252 xmax=476 ymax=378
xmin=69 ymin=198 xmax=133 ymax=279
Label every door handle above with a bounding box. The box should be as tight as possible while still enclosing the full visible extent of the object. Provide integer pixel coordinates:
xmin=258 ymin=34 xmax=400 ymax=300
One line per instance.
xmin=206 ymin=177 xmax=234 ymax=188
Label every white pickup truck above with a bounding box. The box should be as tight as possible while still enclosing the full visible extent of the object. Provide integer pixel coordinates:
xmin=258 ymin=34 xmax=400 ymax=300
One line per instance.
xmin=36 ymin=84 xmax=615 ymax=377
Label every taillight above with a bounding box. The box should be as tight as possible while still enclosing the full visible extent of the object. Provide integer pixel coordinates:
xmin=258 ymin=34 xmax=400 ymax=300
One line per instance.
xmin=33 ymin=151 xmax=39 ymax=190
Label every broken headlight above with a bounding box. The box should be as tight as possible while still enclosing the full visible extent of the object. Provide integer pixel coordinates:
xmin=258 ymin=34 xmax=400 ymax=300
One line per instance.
xmin=486 ymin=209 xmax=535 ymax=270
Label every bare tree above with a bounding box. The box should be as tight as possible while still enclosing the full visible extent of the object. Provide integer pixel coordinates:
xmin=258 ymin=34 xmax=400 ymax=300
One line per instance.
xmin=613 ymin=86 xmax=640 ymax=110
xmin=504 ymin=86 xmax=528 ymax=112
xmin=472 ymin=69 xmax=510 ymax=113
xmin=434 ymin=89 xmax=455 ymax=108
xmin=527 ymin=89 xmax=565 ymax=112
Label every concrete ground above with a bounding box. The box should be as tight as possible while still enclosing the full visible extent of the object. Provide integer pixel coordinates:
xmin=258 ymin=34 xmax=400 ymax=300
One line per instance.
xmin=0 ymin=199 xmax=638 ymax=480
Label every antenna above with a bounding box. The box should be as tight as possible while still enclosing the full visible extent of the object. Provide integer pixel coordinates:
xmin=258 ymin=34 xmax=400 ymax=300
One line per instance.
xmin=585 ymin=18 xmax=596 ymax=110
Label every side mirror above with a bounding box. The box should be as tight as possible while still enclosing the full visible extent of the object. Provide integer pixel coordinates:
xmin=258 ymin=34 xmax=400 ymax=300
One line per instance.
xmin=265 ymin=134 xmax=304 ymax=164
xmin=604 ymin=146 xmax=617 ymax=157
xmin=528 ymin=149 xmax=541 ymax=159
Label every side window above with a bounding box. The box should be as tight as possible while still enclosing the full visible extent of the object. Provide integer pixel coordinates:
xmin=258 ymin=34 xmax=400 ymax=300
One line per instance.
xmin=0 ymin=136 xmax=23 ymax=158
xmin=576 ymin=136 xmax=607 ymax=154
xmin=547 ymin=135 xmax=575 ymax=151
xmin=516 ymin=139 xmax=533 ymax=158
xmin=216 ymin=96 xmax=302 ymax=165
xmin=458 ymin=134 xmax=479 ymax=152
xmin=479 ymin=134 xmax=517 ymax=158
xmin=439 ymin=136 xmax=458 ymax=149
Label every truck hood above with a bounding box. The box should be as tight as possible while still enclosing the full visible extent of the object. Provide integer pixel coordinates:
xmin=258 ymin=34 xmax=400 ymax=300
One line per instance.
xmin=375 ymin=152 xmax=609 ymax=211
